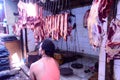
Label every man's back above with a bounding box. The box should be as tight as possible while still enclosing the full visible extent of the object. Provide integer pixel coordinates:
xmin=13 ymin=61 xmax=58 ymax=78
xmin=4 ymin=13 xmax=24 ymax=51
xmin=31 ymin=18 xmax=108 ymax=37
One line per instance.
xmin=30 ymin=57 xmax=60 ymax=80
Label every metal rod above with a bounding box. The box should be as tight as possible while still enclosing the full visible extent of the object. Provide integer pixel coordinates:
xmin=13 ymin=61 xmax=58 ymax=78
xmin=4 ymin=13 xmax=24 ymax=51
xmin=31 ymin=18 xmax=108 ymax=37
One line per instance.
xmin=61 ymin=0 xmax=63 ymax=11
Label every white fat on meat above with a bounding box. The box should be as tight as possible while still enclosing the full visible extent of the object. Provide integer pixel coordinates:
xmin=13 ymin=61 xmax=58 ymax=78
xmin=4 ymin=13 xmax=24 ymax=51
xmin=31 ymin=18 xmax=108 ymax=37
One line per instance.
xmin=17 ymin=1 xmax=27 ymax=24
xmin=106 ymin=19 xmax=120 ymax=60
xmin=13 ymin=23 xmax=22 ymax=36
xmin=87 ymin=0 xmax=103 ymax=47
xmin=26 ymin=3 xmax=38 ymax=17
xmin=17 ymin=1 xmax=26 ymax=16
xmin=87 ymin=0 xmax=113 ymax=48
xmin=111 ymin=19 xmax=120 ymax=42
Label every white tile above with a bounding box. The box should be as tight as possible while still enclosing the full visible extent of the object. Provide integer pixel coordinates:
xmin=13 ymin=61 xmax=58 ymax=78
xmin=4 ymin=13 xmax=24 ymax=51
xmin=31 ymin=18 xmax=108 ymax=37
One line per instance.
xmin=114 ymin=62 xmax=120 ymax=80
xmin=114 ymin=60 xmax=120 ymax=66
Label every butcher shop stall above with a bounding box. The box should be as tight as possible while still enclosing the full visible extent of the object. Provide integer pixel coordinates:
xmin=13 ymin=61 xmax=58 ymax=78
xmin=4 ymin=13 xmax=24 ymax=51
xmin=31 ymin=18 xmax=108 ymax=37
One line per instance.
xmin=0 ymin=0 xmax=120 ymax=80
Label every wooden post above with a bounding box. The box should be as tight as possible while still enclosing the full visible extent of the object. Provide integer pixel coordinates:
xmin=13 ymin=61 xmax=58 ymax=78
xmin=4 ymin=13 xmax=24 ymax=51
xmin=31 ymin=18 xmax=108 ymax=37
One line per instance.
xmin=98 ymin=19 xmax=107 ymax=80
xmin=25 ymin=28 xmax=29 ymax=53
xmin=20 ymin=29 xmax=24 ymax=59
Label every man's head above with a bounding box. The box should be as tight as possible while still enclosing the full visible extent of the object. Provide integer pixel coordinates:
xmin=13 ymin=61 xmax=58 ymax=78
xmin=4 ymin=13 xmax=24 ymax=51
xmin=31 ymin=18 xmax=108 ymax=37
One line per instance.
xmin=39 ymin=39 xmax=55 ymax=57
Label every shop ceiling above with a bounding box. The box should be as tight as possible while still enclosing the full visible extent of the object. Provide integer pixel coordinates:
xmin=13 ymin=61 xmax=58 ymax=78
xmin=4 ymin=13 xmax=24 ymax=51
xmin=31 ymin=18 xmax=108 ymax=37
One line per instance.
xmin=38 ymin=0 xmax=93 ymax=9
xmin=12 ymin=0 xmax=93 ymax=11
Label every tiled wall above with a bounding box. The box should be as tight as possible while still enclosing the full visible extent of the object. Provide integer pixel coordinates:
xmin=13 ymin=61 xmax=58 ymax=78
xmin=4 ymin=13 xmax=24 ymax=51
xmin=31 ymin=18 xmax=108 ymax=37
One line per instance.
xmin=27 ymin=29 xmax=36 ymax=52
xmin=3 ymin=0 xmax=18 ymax=34
xmin=53 ymin=6 xmax=99 ymax=56
xmin=4 ymin=0 xmax=18 ymax=25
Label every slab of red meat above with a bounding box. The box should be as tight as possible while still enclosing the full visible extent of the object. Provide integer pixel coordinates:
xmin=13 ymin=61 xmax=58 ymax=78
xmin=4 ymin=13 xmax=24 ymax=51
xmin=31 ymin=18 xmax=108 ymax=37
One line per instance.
xmin=63 ymin=13 xmax=69 ymax=41
xmin=83 ymin=9 xmax=90 ymax=28
xmin=13 ymin=23 xmax=22 ymax=36
xmin=87 ymin=0 xmax=113 ymax=48
xmin=18 ymin=1 xmax=27 ymax=24
xmin=87 ymin=0 xmax=103 ymax=48
xmin=54 ymin=14 xmax=59 ymax=40
xmin=106 ymin=19 xmax=120 ymax=61
xmin=98 ymin=0 xmax=113 ymax=23
xmin=60 ymin=14 xmax=64 ymax=37
xmin=18 ymin=1 xmax=25 ymax=16
xmin=56 ymin=15 xmax=61 ymax=40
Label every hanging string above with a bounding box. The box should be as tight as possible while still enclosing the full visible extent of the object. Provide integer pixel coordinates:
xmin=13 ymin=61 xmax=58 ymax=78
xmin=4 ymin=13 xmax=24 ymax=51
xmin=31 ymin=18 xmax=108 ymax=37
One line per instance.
xmin=46 ymin=0 xmax=49 ymax=15
xmin=51 ymin=1 xmax=54 ymax=14
xmin=53 ymin=1 xmax=55 ymax=14
xmin=50 ymin=1 xmax=52 ymax=13
xmin=56 ymin=0 xmax=59 ymax=14
xmin=44 ymin=1 xmax=47 ymax=16
xmin=53 ymin=0 xmax=55 ymax=14
xmin=113 ymin=0 xmax=119 ymax=19
xmin=57 ymin=0 xmax=60 ymax=13
xmin=68 ymin=0 xmax=70 ymax=12
xmin=65 ymin=0 xmax=68 ymax=11
xmin=61 ymin=0 xmax=63 ymax=12
xmin=47 ymin=1 xmax=50 ymax=14
xmin=54 ymin=0 xmax=58 ymax=14
xmin=74 ymin=17 xmax=77 ymax=56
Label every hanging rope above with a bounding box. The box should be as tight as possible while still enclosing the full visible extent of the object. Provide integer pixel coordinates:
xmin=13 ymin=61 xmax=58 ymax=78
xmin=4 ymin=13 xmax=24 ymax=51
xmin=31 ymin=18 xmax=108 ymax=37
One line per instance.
xmin=113 ymin=0 xmax=118 ymax=19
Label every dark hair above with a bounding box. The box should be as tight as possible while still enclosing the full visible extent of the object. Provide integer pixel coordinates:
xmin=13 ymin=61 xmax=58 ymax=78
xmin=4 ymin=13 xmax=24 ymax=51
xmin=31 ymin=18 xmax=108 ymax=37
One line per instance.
xmin=41 ymin=39 xmax=55 ymax=57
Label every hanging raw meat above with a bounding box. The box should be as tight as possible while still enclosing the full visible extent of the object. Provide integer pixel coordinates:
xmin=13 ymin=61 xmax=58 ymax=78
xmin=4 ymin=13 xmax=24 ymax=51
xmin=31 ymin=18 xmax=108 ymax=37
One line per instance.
xmin=106 ymin=19 xmax=120 ymax=60
xmin=87 ymin=0 xmax=113 ymax=48
xmin=45 ymin=16 xmax=49 ymax=37
xmin=87 ymin=0 xmax=103 ymax=48
xmin=63 ymin=13 xmax=69 ymax=41
xmin=53 ymin=15 xmax=57 ymax=40
xmin=98 ymin=0 xmax=113 ymax=23
xmin=50 ymin=16 xmax=54 ymax=39
xmin=17 ymin=1 xmax=27 ymax=24
xmin=83 ymin=9 xmax=90 ymax=28
xmin=43 ymin=17 xmax=49 ymax=39
xmin=26 ymin=3 xmax=39 ymax=18
xmin=53 ymin=14 xmax=61 ymax=40
xmin=13 ymin=22 xmax=23 ymax=36
xmin=60 ymin=14 xmax=64 ymax=37
xmin=39 ymin=6 xmax=43 ymax=18
xmin=33 ymin=16 xmax=45 ymax=43
xmin=56 ymin=14 xmax=61 ymax=40
xmin=47 ymin=16 xmax=52 ymax=37
xmin=17 ymin=1 xmax=25 ymax=16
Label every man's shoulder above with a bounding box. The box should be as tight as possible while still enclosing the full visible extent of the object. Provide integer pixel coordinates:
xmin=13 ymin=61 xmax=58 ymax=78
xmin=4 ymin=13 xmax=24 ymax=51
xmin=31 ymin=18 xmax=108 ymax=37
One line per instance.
xmin=31 ymin=59 xmax=44 ymax=68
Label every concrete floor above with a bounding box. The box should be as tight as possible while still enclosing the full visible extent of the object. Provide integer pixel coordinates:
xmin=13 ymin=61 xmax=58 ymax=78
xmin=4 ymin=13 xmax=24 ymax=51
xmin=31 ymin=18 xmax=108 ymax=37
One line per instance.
xmin=60 ymin=56 xmax=98 ymax=80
